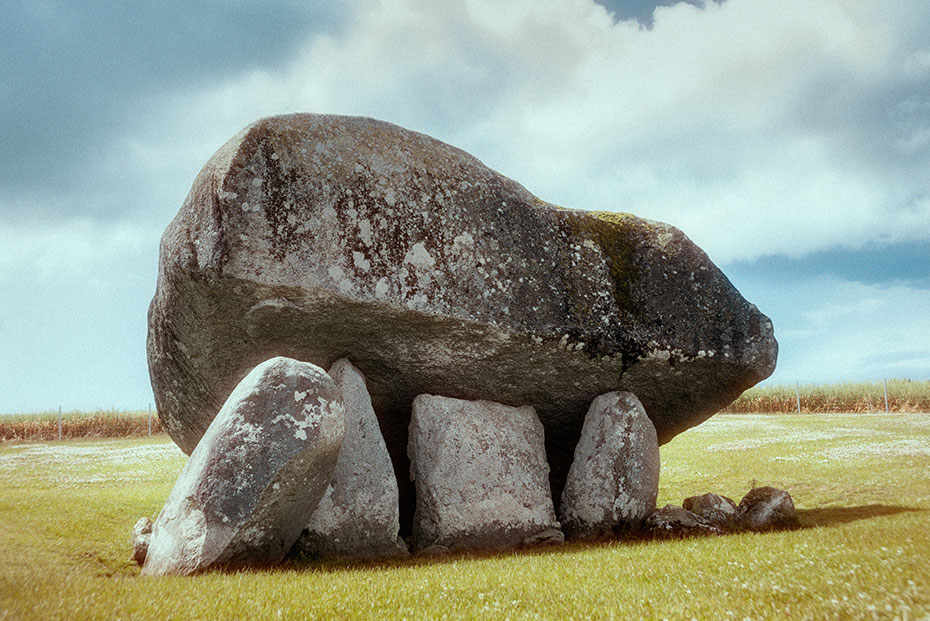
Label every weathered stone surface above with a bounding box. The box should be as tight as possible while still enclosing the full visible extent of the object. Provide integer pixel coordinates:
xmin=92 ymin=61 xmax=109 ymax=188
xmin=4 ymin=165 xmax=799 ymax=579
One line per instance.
xmin=408 ymin=394 xmax=561 ymax=553
xmin=293 ymin=358 xmax=407 ymax=560
xmin=559 ymin=391 xmax=659 ymax=539
xmin=736 ymin=487 xmax=798 ymax=532
xmin=142 ymin=357 xmax=344 ymax=576
xmin=644 ymin=505 xmax=725 ymax=539
xmin=683 ymin=493 xmax=738 ymax=528
xmin=131 ymin=517 xmax=153 ymax=566
xmin=147 ymin=113 xmax=777 ymax=528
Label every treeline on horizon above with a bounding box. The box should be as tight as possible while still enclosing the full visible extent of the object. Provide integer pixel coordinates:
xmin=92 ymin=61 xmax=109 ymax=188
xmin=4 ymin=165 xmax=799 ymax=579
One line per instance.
xmin=1 ymin=379 xmax=928 ymax=441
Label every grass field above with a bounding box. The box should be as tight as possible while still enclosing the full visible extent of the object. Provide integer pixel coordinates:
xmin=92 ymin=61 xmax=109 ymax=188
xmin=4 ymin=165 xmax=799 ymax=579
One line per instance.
xmin=1 ymin=412 xmax=928 ymax=619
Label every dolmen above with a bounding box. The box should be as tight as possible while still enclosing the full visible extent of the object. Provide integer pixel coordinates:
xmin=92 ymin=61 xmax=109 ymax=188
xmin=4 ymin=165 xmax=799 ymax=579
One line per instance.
xmin=141 ymin=113 xmax=778 ymax=572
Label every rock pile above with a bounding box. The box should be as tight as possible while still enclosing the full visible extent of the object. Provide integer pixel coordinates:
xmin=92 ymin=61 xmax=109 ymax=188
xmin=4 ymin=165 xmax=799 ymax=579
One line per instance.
xmin=140 ymin=113 xmax=779 ymax=571
xmin=645 ymin=488 xmax=798 ymax=539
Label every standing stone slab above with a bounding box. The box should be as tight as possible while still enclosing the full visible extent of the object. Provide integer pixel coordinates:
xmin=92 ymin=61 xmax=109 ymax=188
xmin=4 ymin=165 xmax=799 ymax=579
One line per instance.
xmin=559 ymin=391 xmax=659 ymax=539
xmin=408 ymin=394 xmax=561 ymax=553
xmin=147 ymin=113 xmax=777 ymax=528
xmin=293 ymin=358 xmax=407 ymax=559
xmin=142 ymin=357 xmax=345 ymax=576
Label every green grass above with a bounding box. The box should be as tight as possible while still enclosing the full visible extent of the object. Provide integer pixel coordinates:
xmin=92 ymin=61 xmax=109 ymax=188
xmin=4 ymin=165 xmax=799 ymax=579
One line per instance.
xmin=1 ymin=413 xmax=929 ymax=619
xmin=722 ymin=379 xmax=930 ymax=413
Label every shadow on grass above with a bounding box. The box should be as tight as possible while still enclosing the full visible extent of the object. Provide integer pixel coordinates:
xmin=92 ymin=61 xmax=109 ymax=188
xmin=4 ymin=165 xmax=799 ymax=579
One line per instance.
xmin=220 ymin=505 xmax=928 ymax=577
xmin=796 ymin=504 xmax=924 ymax=528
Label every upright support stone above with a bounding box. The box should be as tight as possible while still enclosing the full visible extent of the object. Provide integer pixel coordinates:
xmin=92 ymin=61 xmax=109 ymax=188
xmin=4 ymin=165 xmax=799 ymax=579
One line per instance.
xmin=408 ymin=394 xmax=563 ymax=554
xmin=293 ymin=359 xmax=407 ymax=559
xmin=142 ymin=357 xmax=345 ymax=576
xmin=559 ymin=391 xmax=659 ymax=539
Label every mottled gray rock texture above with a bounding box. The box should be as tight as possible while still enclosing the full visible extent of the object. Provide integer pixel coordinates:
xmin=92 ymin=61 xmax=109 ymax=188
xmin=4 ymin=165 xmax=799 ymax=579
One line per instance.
xmin=147 ymin=113 xmax=777 ymax=527
xmin=131 ymin=517 xmax=153 ymax=566
xmin=736 ymin=487 xmax=798 ymax=532
xmin=142 ymin=357 xmax=344 ymax=576
xmin=559 ymin=391 xmax=659 ymax=539
xmin=644 ymin=505 xmax=725 ymax=539
xmin=293 ymin=358 xmax=407 ymax=559
xmin=683 ymin=493 xmax=737 ymax=528
xmin=408 ymin=394 xmax=561 ymax=553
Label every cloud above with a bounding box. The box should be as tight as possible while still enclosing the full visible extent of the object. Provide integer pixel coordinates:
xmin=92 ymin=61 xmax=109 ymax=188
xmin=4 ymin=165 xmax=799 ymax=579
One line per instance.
xmin=2 ymin=0 xmax=930 ymax=410
xmin=106 ymin=0 xmax=930 ymax=266
xmin=0 ymin=0 xmax=350 ymax=205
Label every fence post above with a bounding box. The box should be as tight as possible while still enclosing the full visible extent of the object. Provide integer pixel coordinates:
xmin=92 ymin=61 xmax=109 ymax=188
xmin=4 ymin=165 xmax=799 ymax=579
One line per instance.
xmin=148 ymin=403 xmax=152 ymax=437
xmin=58 ymin=406 xmax=62 ymax=441
xmin=795 ymin=382 xmax=801 ymax=414
xmin=884 ymin=379 xmax=889 ymax=413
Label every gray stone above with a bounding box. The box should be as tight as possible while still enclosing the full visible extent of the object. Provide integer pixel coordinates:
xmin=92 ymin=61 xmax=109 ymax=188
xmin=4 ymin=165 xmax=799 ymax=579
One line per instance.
xmin=559 ymin=391 xmax=659 ymax=539
xmin=736 ymin=487 xmax=798 ymax=531
xmin=131 ymin=517 xmax=153 ymax=566
xmin=682 ymin=493 xmax=738 ymax=528
xmin=293 ymin=358 xmax=407 ymax=560
xmin=408 ymin=394 xmax=562 ymax=553
xmin=644 ymin=505 xmax=725 ymax=539
xmin=142 ymin=357 xmax=345 ymax=576
xmin=147 ymin=113 xmax=777 ymax=526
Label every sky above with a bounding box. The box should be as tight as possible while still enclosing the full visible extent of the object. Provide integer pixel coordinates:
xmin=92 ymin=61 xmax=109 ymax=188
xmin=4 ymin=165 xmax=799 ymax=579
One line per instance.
xmin=2 ymin=0 xmax=929 ymax=412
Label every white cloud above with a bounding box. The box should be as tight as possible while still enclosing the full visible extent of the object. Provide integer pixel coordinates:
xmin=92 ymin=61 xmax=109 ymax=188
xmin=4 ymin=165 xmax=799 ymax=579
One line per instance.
xmin=115 ymin=0 xmax=930 ymax=266
xmin=0 ymin=220 xmax=158 ymax=284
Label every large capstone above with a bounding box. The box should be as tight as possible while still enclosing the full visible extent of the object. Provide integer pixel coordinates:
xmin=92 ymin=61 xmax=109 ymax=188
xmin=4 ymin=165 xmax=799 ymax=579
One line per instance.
xmin=147 ymin=113 xmax=777 ymax=530
xmin=292 ymin=358 xmax=407 ymax=559
xmin=141 ymin=357 xmax=344 ymax=576
xmin=559 ymin=391 xmax=659 ymax=539
xmin=408 ymin=394 xmax=561 ymax=553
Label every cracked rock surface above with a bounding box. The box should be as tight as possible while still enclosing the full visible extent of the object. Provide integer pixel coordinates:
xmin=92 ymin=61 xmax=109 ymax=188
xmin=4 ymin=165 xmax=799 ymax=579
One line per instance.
xmin=147 ymin=113 xmax=777 ymax=528
xmin=142 ymin=357 xmax=344 ymax=576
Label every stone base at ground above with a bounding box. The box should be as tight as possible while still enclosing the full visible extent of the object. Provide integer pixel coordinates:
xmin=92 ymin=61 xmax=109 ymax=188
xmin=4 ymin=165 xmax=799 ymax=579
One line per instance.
xmin=683 ymin=493 xmax=737 ymax=528
xmin=131 ymin=517 xmax=153 ymax=566
xmin=293 ymin=359 xmax=407 ymax=560
xmin=644 ymin=505 xmax=726 ymax=539
xmin=559 ymin=391 xmax=659 ymax=539
xmin=737 ymin=487 xmax=798 ymax=531
xmin=408 ymin=394 xmax=562 ymax=553
xmin=142 ymin=357 xmax=345 ymax=576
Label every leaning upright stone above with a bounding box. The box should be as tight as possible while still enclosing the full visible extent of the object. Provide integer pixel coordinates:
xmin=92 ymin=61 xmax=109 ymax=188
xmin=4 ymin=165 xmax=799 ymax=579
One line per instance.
xmin=293 ymin=358 xmax=407 ymax=559
xmin=408 ymin=394 xmax=563 ymax=554
xmin=142 ymin=357 xmax=345 ymax=576
xmin=559 ymin=391 xmax=659 ymax=539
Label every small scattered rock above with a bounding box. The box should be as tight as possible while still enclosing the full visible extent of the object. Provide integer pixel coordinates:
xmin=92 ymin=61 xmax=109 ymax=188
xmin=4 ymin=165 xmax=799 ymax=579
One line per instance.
xmin=559 ymin=391 xmax=659 ymax=540
xmin=737 ymin=486 xmax=798 ymax=531
xmin=142 ymin=357 xmax=345 ymax=576
xmin=131 ymin=517 xmax=153 ymax=566
xmin=294 ymin=359 xmax=407 ymax=560
xmin=521 ymin=528 xmax=566 ymax=548
xmin=644 ymin=505 xmax=726 ymax=539
xmin=408 ymin=394 xmax=562 ymax=553
xmin=683 ymin=493 xmax=738 ymax=528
